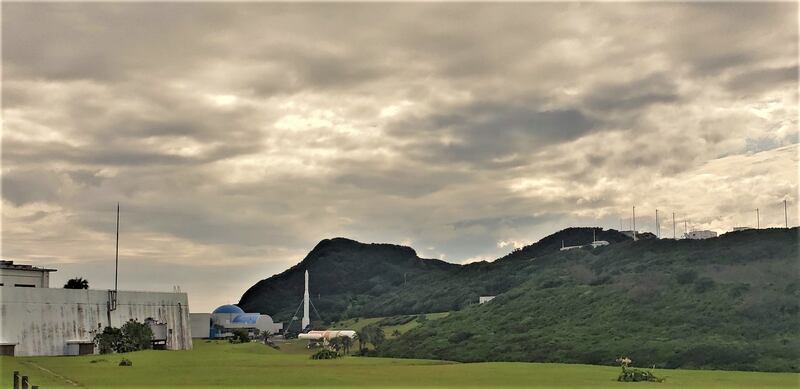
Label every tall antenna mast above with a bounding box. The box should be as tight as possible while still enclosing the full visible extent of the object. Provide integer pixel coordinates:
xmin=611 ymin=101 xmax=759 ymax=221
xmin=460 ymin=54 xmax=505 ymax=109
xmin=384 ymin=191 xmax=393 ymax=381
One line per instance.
xmin=115 ymin=203 xmax=120 ymax=293
xmin=756 ymin=208 xmax=760 ymax=229
xmin=785 ymin=199 xmax=788 ymax=228
xmin=655 ymin=209 xmax=659 ymax=238
xmin=632 ymin=206 xmax=637 ymax=241
xmin=684 ymin=220 xmax=688 ymax=237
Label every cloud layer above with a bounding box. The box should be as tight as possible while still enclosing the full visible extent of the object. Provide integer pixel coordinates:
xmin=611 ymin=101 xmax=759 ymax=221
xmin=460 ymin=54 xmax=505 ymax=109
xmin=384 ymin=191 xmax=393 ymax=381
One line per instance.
xmin=3 ymin=3 xmax=797 ymax=311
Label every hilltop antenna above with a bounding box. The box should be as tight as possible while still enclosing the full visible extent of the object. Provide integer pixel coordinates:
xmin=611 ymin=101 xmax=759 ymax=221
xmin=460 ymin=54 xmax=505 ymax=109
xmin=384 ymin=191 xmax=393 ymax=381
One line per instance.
xmin=632 ymin=206 xmax=637 ymax=241
xmin=756 ymin=208 xmax=760 ymax=229
xmin=655 ymin=209 xmax=659 ymax=238
xmin=684 ymin=220 xmax=688 ymax=237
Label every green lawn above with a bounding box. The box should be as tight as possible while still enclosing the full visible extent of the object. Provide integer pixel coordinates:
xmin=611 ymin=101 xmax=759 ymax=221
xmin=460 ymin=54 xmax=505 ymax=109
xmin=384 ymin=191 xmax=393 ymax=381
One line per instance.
xmin=1 ymin=341 xmax=797 ymax=388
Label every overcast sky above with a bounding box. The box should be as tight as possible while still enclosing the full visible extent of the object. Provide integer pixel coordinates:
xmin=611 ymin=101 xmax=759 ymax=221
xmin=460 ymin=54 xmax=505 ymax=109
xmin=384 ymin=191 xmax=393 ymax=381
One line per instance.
xmin=2 ymin=2 xmax=797 ymax=312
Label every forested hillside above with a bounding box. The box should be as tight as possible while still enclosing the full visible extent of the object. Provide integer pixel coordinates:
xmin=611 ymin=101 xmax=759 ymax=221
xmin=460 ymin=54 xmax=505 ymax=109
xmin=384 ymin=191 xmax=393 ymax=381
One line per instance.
xmin=379 ymin=228 xmax=800 ymax=372
xmin=239 ymin=228 xmax=628 ymax=321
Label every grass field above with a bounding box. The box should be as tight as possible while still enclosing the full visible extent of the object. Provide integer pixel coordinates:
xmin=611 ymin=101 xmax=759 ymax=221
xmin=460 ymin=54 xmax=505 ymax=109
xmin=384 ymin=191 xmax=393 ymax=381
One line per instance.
xmin=1 ymin=341 xmax=797 ymax=389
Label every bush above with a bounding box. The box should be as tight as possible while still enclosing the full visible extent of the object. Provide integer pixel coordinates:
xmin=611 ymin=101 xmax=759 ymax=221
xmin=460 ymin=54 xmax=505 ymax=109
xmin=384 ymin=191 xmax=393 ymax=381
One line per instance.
xmin=119 ymin=319 xmax=154 ymax=352
xmin=229 ymin=329 xmax=250 ymax=344
xmin=693 ymin=277 xmax=715 ymax=293
xmin=616 ymin=357 xmax=664 ymax=382
xmin=94 ymin=319 xmax=153 ymax=354
xmin=675 ymin=269 xmax=698 ymax=284
xmin=118 ymin=358 xmax=133 ymax=366
xmin=95 ymin=327 xmax=123 ymax=354
xmin=311 ymin=349 xmax=341 ymax=359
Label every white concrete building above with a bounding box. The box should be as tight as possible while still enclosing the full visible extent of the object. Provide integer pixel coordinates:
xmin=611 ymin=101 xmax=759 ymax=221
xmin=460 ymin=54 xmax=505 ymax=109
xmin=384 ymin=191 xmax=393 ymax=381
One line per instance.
xmin=479 ymin=296 xmax=496 ymax=304
xmin=0 ymin=260 xmax=56 ymax=288
xmin=684 ymin=230 xmax=718 ymax=240
xmin=0 ymin=261 xmax=193 ymax=356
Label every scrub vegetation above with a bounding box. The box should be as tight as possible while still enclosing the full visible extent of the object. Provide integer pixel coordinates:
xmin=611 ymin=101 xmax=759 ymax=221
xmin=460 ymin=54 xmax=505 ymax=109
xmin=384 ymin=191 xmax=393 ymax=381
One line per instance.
xmin=380 ymin=228 xmax=800 ymax=372
xmin=1 ymin=341 xmax=797 ymax=389
xmin=241 ymin=227 xmax=797 ymax=372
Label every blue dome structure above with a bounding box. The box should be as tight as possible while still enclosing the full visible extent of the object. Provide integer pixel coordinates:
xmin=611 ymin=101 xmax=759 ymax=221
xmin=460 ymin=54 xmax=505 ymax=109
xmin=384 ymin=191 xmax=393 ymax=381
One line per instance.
xmin=231 ymin=313 xmax=260 ymax=325
xmin=212 ymin=304 xmax=245 ymax=314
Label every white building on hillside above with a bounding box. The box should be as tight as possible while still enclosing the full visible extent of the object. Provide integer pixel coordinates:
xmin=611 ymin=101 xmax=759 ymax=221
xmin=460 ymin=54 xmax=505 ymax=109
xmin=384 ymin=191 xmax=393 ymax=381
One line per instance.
xmin=684 ymin=230 xmax=718 ymax=239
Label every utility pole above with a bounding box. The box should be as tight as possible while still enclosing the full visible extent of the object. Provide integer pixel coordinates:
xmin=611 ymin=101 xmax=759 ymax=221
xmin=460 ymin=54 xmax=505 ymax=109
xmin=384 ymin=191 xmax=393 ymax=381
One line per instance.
xmin=655 ymin=209 xmax=659 ymax=238
xmin=115 ymin=203 xmax=120 ymax=293
xmin=756 ymin=208 xmax=760 ymax=229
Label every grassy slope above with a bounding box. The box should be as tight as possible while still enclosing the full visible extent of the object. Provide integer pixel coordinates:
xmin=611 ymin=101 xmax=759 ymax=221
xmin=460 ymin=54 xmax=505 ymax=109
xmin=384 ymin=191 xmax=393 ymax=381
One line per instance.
xmin=330 ymin=312 xmax=451 ymax=338
xmin=1 ymin=341 xmax=797 ymax=389
xmin=381 ymin=228 xmax=800 ymax=372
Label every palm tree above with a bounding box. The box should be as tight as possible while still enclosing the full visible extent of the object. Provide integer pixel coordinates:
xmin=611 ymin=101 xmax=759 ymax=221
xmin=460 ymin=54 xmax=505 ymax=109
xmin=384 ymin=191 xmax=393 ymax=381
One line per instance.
xmin=355 ymin=329 xmax=370 ymax=353
xmin=64 ymin=277 xmax=89 ymax=289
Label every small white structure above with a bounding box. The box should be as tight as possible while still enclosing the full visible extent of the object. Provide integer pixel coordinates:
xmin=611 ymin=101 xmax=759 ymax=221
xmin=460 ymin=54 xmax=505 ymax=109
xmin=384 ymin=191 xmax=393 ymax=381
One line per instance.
xmin=298 ymin=330 xmax=356 ymax=341
xmin=560 ymin=240 xmax=582 ymax=251
xmin=479 ymin=296 xmax=496 ymax=304
xmin=590 ymin=240 xmax=610 ymax=248
xmin=684 ymin=230 xmax=718 ymax=240
xmin=0 ymin=260 xmax=56 ymax=288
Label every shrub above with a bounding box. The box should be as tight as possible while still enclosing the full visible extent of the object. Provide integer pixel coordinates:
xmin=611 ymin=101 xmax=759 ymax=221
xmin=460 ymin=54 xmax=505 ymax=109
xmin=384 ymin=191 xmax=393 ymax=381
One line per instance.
xmin=229 ymin=329 xmax=250 ymax=344
xmin=616 ymin=357 xmax=664 ymax=382
xmin=311 ymin=349 xmax=341 ymax=360
xmin=95 ymin=327 xmax=123 ymax=354
xmin=118 ymin=358 xmax=133 ymax=366
xmin=119 ymin=319 xmax=154 ymax=352
xmin=693 ymin=277 xmax=715 ymax=293
xmin=675 ymin=270 xmax=698 ymax=284
xmin=94 ymin=319 xmax=153 ymax=354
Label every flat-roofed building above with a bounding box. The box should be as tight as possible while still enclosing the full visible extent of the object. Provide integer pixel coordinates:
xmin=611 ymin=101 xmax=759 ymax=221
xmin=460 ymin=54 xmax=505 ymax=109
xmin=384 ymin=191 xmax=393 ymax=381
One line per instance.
xmin=0 ymin=260 xmax=56 ymax=288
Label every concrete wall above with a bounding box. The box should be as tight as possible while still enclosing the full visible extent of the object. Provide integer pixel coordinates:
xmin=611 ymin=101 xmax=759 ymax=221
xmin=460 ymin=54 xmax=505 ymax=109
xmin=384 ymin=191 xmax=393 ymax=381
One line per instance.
xmin=0 ymin=287 xmax=192 ymax=356
xmin=190 ymin=313 xmax=211 ymax=338
xmin=0 ymin=268 xmax=50 ymax=288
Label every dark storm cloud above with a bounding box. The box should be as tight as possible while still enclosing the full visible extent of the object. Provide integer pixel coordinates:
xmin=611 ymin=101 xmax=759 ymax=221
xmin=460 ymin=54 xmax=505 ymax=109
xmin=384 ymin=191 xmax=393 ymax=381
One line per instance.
xmin=2 ymin=2 xmax=797 ymax=311
xmin=390 ymin=101 xmax=600 ymax=166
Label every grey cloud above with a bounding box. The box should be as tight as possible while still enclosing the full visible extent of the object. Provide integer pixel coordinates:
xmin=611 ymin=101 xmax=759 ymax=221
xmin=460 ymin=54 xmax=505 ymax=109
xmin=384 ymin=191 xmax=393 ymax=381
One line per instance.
xmin=2 ymin=170 xmax=62 ymax=206
xmin=2 ymin=2 xmax=797 ymax=311
xmin=391 ymin=101 xmax=599 ymax=166
xmin=727 ymin=65 xmax=799 ymax=96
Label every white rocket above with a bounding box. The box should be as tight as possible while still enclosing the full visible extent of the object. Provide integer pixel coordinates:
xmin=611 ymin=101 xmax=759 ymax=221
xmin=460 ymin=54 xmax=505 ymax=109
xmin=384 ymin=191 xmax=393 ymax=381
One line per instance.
xmin=302 ymin=270 xmax=310 ymax=330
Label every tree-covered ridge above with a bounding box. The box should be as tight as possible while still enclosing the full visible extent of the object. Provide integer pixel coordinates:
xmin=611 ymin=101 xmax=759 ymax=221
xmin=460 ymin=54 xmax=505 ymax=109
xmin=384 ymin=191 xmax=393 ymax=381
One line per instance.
xmin=379 ymin=228 xmax=800 ymax=372
xmin=239 ymin=228 xmax=629 ymax=322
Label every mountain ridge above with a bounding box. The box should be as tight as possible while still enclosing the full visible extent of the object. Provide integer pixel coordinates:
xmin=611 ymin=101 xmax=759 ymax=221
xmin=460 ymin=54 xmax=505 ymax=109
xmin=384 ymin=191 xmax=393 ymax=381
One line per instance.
xmin=238 ymin=227 xmax=629 ymax=321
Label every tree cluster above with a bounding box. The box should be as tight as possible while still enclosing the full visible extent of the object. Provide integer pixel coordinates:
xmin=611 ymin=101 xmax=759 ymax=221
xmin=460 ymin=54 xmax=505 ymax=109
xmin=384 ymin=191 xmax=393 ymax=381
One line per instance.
xmin=95 ymin=319 xmax=154 ymax=354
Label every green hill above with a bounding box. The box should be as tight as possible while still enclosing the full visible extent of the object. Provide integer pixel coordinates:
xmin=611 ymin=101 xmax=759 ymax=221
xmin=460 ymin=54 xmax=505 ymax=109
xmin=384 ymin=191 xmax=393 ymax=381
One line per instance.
xmin=239 ymin=228 xmax=629 ymax=322
xmin=379 ymin=228 xmax=800 ymax=372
